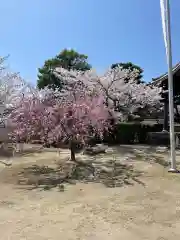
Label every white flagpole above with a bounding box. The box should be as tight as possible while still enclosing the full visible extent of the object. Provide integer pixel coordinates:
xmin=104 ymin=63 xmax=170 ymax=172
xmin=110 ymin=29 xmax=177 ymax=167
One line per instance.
xmin=163 ymin=0 xmax=176 ymax=171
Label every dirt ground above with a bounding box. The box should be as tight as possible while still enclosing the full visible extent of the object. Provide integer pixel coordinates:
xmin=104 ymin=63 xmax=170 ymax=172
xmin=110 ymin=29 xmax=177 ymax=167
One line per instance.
xmin=0 ymin=145 xmax=180 ymax=240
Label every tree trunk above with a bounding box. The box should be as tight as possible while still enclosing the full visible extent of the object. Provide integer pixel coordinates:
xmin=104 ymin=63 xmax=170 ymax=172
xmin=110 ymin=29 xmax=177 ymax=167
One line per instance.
xmin=70 ymin=140 xmax=76 ymax=161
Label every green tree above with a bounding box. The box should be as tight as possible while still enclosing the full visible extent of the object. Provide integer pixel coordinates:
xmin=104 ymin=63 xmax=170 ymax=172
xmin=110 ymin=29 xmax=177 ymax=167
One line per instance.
xmin=111 ymin=62 xmax=144 ymax=84
xmin=37 ymin=49 xmax=91 ymax=90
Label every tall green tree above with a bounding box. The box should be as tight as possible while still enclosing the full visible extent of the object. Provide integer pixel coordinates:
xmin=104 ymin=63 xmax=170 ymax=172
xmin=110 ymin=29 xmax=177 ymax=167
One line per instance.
xmin=111 ymin=62 xmax=144 ymax=84
xmin=37 ymin=49 xmax=91 ymax=90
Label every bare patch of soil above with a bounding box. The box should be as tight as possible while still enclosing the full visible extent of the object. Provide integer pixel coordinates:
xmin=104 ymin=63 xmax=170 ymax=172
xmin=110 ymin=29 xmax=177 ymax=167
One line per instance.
xmin=0 ymin=145 xmax=180 ymax=239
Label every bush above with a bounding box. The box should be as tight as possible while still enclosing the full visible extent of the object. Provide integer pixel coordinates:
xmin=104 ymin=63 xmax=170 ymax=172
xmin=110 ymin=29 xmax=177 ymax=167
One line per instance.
xmin=31 ymin=122 xmax=163 ymax=146
xmin=91 ymin=122 xmax=163 ymax=145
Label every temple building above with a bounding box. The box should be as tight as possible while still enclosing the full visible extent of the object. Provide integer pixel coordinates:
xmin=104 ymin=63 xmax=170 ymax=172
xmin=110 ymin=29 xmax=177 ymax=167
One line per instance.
xmin=150 ymin=62 xmax=180 ymax=131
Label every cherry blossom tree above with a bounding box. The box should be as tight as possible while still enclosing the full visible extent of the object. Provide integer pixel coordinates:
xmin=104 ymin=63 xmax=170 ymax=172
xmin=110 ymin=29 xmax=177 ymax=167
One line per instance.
xmin=9 ymin=84 xmax=112 ymax=161
xmin=8 ymin=64 xmax=162 ymax=161
xmin=54 ymin=66 xmax=162 ymax=121
xmin=0 ymin=56 xmax=37 ymax=109
xmin=0 ymin=56 xmax=38 ymax=154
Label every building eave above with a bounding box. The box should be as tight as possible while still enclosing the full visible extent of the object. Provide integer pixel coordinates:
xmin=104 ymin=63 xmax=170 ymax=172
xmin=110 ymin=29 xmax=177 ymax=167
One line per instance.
xmin=151 ymin=62 xmax=180 ymax=86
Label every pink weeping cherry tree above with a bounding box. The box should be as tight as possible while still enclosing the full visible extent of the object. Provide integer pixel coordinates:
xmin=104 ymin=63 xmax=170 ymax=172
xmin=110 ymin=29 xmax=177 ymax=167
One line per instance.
xmin=9 ymin=83 xmax=112 ymax=161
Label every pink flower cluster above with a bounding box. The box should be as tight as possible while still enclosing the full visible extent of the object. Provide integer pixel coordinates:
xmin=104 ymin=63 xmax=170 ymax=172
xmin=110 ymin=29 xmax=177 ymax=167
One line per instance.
xmin=9 ymin=86 xmax=111 ymax=146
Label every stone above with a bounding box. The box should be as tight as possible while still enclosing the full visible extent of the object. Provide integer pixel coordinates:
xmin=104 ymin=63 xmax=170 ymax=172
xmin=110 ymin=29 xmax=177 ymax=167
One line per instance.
xmin=105 ymin=148 xmax=114 ymax=153
xmin=98 ymin=166 xmax=113 ymax=173
xmin=156 ymin=146 xmax=168 ymax=153
xmin=84 ymin=144 xmax=108 ymax=156
xmin=133 ymin=149 xmax=146 ymax=157
xmin=123 ymin=156 xmax=133 ymax=161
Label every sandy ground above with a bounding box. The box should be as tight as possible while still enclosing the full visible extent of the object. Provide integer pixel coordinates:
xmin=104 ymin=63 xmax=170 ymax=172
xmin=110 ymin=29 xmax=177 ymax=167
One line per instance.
xmin=0 ymin=145 xmax=180 ymax=239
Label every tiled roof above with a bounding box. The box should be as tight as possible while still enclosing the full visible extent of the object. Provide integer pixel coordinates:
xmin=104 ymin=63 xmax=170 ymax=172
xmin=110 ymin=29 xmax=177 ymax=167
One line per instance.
xmin=151 ymin=62 xmax=180 ymax=86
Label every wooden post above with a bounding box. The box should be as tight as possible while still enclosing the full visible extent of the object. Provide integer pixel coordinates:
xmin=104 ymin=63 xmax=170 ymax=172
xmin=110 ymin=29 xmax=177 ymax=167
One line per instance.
xmin=163 ymin=98 xmax=169 ymax=131
xmin=161 ymin=90 xmax=169 ymax=132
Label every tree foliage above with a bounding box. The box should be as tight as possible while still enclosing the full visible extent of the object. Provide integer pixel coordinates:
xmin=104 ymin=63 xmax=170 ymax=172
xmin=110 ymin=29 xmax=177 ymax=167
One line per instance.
xmin=37 ymin=49 xmax=91 ymax=91
xmin=9 ymin=80 xmax=111 ymax=161
xmin=9 ymin=66 xmax=162 ymax=160
xmin=54 ymin=66 xmax=162 ymax=121
xmin=0 ymin=56 xmax=36 ymax=109
xmin=111 ymin=62 xmax=144 ymax=84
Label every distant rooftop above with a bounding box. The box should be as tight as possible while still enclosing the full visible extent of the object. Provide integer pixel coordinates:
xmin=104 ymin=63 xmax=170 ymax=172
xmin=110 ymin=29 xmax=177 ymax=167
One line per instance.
xmin=151 ymin=62 xmax=180 ymax=86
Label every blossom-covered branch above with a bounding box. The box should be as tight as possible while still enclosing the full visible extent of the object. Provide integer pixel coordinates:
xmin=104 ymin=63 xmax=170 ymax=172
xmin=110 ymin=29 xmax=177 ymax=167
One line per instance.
xmin=0 ymin=57 xmax=37 ymax=109
xmin=54 ymin=66 xmax=162 ymax=121
xmin=9 ymin=82 xmax=112 ymax=160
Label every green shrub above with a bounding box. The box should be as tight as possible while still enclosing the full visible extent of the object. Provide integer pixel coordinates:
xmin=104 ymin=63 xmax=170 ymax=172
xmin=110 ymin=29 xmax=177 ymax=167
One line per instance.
xmin=91 ymin=122 xmax=163 ymax=145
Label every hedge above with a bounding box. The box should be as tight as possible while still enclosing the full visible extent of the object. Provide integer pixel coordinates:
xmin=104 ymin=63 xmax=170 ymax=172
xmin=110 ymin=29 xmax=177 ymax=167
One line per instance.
xmin=91 ymin=122 xmax=163 ymax=145
xmin=33 ymin=122 xmax=164 ymax=146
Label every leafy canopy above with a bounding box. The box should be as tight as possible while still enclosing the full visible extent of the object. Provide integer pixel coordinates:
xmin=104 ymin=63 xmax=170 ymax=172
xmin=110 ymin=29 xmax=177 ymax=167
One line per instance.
xmin=37 ymin=49 xmax=91 ymax=90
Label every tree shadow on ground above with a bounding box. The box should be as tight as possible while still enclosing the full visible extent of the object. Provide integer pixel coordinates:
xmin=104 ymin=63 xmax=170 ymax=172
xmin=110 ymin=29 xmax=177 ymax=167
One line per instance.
xmin=0 ymin=144 xmax=44 ymax=159
xmin=114 ymin=145 xmax=171 ymax=168
xmin=132 ymin=152 xmax=170 ymax=167
xmin=16 ymin=159 xmax=145 ymax=191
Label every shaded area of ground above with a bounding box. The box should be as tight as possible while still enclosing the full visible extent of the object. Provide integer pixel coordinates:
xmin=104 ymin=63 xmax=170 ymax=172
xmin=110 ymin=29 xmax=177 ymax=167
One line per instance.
xmin=0 ymin=144 xmax=175 ymax=190
xmin=0 ymin=145 xmax=180 ymax=239
xmin=0 ymin=156 xmax=144 ymax=190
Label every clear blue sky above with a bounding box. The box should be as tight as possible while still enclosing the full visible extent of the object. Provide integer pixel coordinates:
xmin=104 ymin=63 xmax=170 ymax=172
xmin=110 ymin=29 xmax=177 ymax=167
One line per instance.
xmin=0 ymin=0 xmax=180 ymax=85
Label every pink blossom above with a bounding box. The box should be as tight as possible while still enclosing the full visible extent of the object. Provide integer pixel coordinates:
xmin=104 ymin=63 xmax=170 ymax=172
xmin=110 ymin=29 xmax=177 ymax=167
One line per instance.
xmin=9 ymin=87 xmax=112 ymax=149
xmin=54 ymin=66 xmax=162 ymax=121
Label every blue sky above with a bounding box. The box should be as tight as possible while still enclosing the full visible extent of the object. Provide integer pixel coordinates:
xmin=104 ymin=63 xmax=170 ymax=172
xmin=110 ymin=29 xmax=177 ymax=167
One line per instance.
xmin=0 ymin=0 xmax=180 ymax=85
